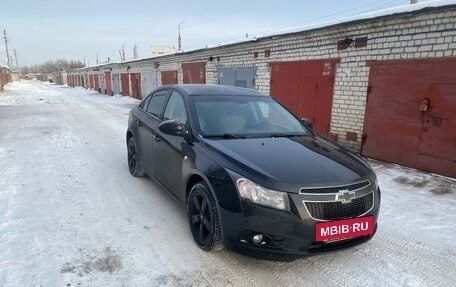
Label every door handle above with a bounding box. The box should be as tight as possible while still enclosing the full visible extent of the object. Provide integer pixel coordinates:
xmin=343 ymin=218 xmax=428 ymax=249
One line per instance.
xmin=154 ymin=135 xmax=161 ymax=142
xmin=137 ymin=120 xmax=142 ymax=127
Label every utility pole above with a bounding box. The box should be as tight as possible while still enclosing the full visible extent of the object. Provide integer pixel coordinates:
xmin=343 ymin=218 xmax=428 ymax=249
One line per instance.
xmin=14 ymin=49 xmax=19 ymax=71
xmin=178 ymin=20 xmax=185 ymax=52
xmin=119 ymin=43 xmax=126 ymax=62
xmin=3 ymin=29 xmax=12 ymax=68
xmin=133 ymin=45 xmax=138 ymax=59
xmin=119 ymin=49 xmax=124 ymax=63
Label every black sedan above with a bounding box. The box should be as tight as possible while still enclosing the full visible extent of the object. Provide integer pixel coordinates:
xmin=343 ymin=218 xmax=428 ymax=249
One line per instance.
xmin=126 ymin=84 xmax=380 ymax=260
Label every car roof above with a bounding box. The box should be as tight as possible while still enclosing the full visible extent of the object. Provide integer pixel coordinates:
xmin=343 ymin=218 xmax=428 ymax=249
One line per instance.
xmin=162 ymin=84 xmax=268 ymax=97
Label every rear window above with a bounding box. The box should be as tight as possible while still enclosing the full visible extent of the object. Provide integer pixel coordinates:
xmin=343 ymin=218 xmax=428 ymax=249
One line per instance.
xmin=139 ymin=95 xmax=151 ymax=110
xmin=146 ymin=90 xmax=169 ymax=118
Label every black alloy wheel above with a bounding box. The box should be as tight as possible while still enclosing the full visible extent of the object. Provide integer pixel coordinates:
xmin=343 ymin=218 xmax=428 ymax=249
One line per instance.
xmin=187 ymin=182 xmax=222 ymax=251
xmin=127 ymin=137 xmax=145 ymax=177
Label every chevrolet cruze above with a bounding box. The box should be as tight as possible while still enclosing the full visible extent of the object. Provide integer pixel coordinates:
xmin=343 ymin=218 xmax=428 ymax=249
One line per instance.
xmin=126 ymin=84 xmax=380 ymax=260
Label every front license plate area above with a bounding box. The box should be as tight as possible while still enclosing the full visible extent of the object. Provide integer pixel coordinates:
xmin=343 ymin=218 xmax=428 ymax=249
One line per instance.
xmin=316 ymin=216 xmax=374 ymax=242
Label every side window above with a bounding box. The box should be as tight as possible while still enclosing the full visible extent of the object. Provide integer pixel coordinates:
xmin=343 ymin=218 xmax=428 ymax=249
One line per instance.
xmin=139 ymin=95 xmax=152 ymax=110
xmin=146 ymin=90 xmax=169 ymax=119
xmin=163 ymin=91 xmax=188 ymax=124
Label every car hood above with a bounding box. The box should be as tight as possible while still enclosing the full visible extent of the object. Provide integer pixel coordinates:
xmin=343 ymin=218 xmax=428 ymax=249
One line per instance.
xmin=201 ymin=136 xmax=372 ymax=193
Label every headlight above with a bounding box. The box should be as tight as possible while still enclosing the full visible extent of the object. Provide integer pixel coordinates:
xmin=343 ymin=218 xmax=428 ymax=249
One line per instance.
xmin=236 ymin=178 xmax=290 ymax=211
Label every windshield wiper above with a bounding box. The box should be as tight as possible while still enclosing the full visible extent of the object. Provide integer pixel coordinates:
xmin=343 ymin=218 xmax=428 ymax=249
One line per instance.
xmin=270 ymin=133 xmax=307 ymax=138
xmin=222 ymin=133 xmax=245 ymax=139
xmin=205 ymin=133 xmax=245 ymax=139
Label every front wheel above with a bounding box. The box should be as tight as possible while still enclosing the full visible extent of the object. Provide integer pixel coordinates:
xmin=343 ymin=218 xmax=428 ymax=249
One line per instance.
xmin=187 ymin=182 xmax=222 ymax=251
xmin=127 ymin=137 xmax=145 ymax=177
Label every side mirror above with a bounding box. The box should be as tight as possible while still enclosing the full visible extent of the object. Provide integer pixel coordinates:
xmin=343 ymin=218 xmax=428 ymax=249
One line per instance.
xmin=158 ymin=120 xmax=185 ymax=136
xmin=300 ymin=118 xmax=313 ymax=130
xmin=158 ymin=120 xmax=194 ymax=143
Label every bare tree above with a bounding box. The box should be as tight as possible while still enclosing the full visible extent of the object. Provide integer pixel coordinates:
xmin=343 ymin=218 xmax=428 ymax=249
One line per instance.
xmin=20 ymin=59 xmax=84 ymax=74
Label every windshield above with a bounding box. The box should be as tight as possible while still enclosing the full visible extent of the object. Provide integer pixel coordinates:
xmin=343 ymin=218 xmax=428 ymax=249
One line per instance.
xmin=191 ymin=95 xmax=308 ymax=138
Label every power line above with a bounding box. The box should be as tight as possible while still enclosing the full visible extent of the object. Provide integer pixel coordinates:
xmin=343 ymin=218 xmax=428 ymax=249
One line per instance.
xmin=255 ymin=0 xmax=406 ymax=37
xmin=183 ymin=0 xmax=409 ymax=51
xmin=182 ymin=0 xmax=263 ymax=29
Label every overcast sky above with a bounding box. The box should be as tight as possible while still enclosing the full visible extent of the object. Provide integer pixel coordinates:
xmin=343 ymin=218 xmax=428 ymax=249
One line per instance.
xmin=1 ymin=0 xmax=430 ymax=66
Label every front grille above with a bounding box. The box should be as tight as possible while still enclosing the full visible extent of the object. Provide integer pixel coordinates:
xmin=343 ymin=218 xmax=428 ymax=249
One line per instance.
xmin=300 ymin=180 xmax=371 ymax=194
xmin=304 ymin=192 xmax=374 ymax=221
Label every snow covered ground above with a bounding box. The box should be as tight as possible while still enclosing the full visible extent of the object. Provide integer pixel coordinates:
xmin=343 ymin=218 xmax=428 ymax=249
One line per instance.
xmin=0 ymin=80 xmax=455 ymax=287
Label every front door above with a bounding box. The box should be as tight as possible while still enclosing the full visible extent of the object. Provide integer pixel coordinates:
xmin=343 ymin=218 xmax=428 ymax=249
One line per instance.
xmin=153 ymin=90 xmax=188 ymax=202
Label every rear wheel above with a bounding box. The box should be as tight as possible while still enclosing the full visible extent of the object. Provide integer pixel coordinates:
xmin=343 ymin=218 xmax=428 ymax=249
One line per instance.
xmin=187 ymin=182 xmax=222 ymax=251
xmin=127 ymin=137 xmax=145 ymax=177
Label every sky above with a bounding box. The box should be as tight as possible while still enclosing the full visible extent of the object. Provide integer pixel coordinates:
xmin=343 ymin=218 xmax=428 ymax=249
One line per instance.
xmin=0 ymin=0 xmax=436 ymax=67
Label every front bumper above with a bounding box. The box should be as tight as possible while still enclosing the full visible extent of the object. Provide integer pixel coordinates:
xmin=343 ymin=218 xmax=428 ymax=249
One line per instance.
xmin=219 ymin=188 xmax=380 ymax=261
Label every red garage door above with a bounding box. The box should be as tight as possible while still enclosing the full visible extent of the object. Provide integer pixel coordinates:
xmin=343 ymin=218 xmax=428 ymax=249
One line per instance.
xmin=130 ymin=73 xmax=141 ymax=99
xmin=182 ymin=62 xmax=206 ymax=84
xmin=269 ymin=59 xmax=339 ymax=136
xmin=105 ymin=71 xmax=112 ymax=96
xmin=121 ymin=73 xmax=130 ymax=96
xmin=363 ymin=58 xmax=456 ymax=178
xmin=161 ymin=70 xmax=178 ymax=85
xmin=94 ymin=74 xmax=100 ymax=91
xmin=89 ymin=75 xmax=94 ymax=89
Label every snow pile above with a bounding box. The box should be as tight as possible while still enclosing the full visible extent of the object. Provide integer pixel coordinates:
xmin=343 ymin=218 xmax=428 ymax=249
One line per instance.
xmin=61 ymin=86 xmax=140 ymax=104
xmin=108 ymin=94 xmax=140 ymax=104
xmin=72 ymin=86 xmax=99 ymax=95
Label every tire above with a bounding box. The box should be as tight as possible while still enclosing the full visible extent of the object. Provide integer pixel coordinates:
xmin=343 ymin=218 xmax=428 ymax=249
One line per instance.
xmin=127 ymin=137 xmax=145 ymax=177
xmin=187 ymin=182 xmax=223 ymax=251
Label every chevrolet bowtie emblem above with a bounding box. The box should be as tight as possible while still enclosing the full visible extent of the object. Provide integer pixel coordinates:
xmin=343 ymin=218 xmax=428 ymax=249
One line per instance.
xmin=335 ymin=189 xmax=356 ymax=204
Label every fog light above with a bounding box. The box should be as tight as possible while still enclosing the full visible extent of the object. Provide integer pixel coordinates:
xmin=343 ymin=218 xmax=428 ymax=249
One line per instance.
xmin=252 ymin=234 xmax=263 ymax=245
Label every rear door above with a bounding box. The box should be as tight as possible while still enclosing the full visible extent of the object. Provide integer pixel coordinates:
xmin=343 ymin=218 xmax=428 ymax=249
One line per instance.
xmin=136 ymin=90 xmax=170 ymax=173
